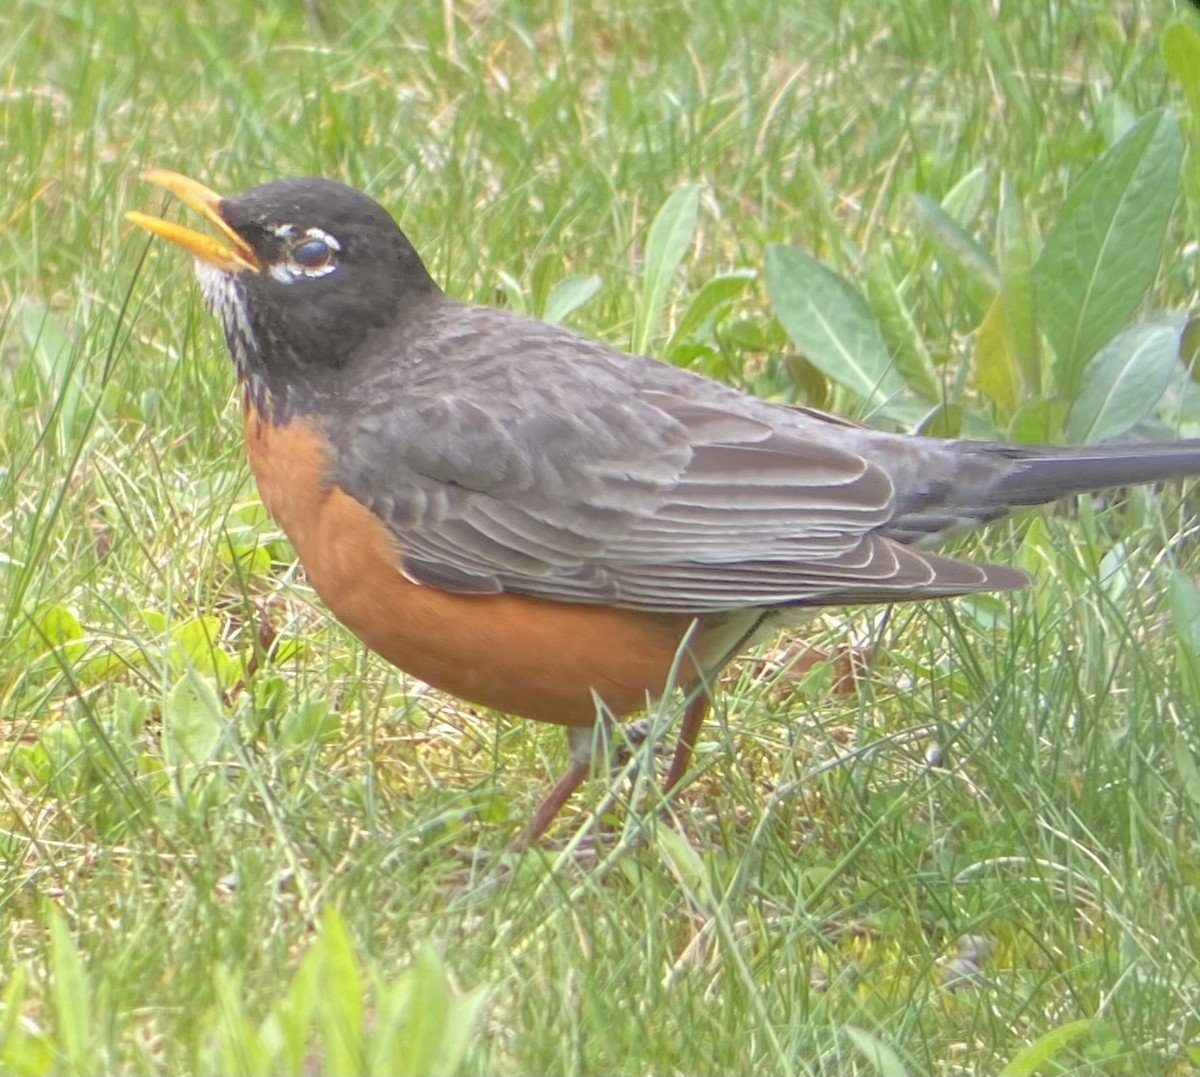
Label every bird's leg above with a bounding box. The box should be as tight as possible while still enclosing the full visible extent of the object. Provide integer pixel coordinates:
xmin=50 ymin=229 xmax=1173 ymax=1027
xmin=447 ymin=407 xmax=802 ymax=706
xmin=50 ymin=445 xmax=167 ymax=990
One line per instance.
xmin=522 ymin=723 xmax=607 ymax=845
xmin=663 ymin=692 xmax=711 ymax=793
xmin=523 ymin=693 xmax=710 ymax=846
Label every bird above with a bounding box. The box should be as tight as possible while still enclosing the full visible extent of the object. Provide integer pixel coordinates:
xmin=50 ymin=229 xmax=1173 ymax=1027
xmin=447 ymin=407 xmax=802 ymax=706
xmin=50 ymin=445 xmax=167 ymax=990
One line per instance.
xmin=127 ymin=169 xmax=1200 ymax=841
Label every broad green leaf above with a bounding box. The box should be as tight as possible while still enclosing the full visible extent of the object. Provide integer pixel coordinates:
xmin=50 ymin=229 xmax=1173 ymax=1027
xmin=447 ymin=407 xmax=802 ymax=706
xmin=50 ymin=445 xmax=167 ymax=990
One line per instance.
xmin=864 ymin=245 xmax=941 ymax=401
xmin=633 ymin=184 xmax=700 ymax=354
xmin=912 ymin=193 xmax=1000 ymax=319
xmin=169 ymin=616 xmax=223 ymax=670
xmin=278 ymin=697 xmax=340 ymax=748
xmin=974 ymin=295 xmax=1022 ymax=414
xmin=1065 ymin=318 xmax=1184 ymax=443
xmin=543 ymin=275 xmax=601 ymax=325
xmin=162 ymin=670 xmax=224 ymax=766
xmin=764 ymin=245 xmax=908 ymax=416
xmin=997 ymin=175 xmax=1041 ymax=393
xmin=1182 ymin=316 xmax=1200 ymax=382
xmin=1032 ymin=110 xmax=1183 ymax=397
xmin=1170 ymin=569 xmax=1200 ymax=654
xmin=219 ymin=506 xmax=275 ymax=577
xmin=784 ymin=354 xmax=831 ymax=409
xmin=1165 ymin=22 xmax=1200 ymax=239
xmin=656 ymin=825 xmax=715 ymax=906
xmin=941 ymin=163 xmax=992 ymax=227
xmin=112 ymin=684 xmax=150 ymax=741
xmin=141 ymin=609 xmax=168 ymax=636
xmin=218 ymin=529 xmax=271 ymax=577
xmin=1008 ymin=397 xmax=1068 ymax=445
xmin=843 ymin=1025 xmax=910 ymax=1077
xmin=34 ymin=605 xmax=87 ymax=665
xmin=667 ymin=269 xmax=756 ymax=352
xmin=1099 ymin=92 xmax=1139 ymax=145
xmin=170 ymin=616 xmax=238 ymax=689
xmin=1000 ymin=1018 xmax=1095 ymax=1077
xmin=915 ymin=402 xmax=963 ymax=438
xmin=39 ymin=605 xmax=83 ymax=644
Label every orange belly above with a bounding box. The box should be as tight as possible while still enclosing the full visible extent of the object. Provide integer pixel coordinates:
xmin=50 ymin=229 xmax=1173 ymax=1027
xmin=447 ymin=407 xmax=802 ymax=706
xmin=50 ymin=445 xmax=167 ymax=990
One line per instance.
xmin=242 ymin=404 xmax=700 ymax=726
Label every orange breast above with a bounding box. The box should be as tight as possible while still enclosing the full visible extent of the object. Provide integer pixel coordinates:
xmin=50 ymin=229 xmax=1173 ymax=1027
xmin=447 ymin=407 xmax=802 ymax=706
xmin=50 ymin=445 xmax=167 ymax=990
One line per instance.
xmin=241 ymin=402 xmax=701 ymax=726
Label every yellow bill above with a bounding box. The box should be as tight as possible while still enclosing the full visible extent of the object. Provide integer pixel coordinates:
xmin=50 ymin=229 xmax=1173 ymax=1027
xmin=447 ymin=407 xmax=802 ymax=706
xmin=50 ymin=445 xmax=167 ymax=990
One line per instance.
xmin=126 ymin=169 xmax=260 ymax=274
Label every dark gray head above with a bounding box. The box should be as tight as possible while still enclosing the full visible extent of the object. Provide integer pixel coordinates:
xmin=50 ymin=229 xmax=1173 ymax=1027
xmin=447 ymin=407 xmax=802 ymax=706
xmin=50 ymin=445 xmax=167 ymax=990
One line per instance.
xmin=204 ymin=178 xmax=440 ymax=385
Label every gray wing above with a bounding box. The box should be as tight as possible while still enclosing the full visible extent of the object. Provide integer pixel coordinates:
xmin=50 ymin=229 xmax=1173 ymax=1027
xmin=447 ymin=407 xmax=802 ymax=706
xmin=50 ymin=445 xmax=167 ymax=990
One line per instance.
xmin=328 ymin=304 xmax=1025 ymax=613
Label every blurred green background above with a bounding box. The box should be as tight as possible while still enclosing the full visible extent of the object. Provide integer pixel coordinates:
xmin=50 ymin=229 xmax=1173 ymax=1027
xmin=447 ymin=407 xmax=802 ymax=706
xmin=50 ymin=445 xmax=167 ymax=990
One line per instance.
xmin=3 ymin=2 xmax=1200 ymax=1074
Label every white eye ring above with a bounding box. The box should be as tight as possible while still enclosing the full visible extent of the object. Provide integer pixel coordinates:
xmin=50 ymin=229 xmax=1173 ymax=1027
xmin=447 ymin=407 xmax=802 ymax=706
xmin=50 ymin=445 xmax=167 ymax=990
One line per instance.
xmin=268 ymin=227 xmax=342 ymax=282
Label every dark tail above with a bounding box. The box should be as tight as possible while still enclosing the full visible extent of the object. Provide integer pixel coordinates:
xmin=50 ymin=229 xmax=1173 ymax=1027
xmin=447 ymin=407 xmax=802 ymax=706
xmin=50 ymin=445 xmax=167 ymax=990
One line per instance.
xmin=883 ymin=438 xmax=1200 ymax=547
xmin=988 ymin=439 xmax=1200 ymax=507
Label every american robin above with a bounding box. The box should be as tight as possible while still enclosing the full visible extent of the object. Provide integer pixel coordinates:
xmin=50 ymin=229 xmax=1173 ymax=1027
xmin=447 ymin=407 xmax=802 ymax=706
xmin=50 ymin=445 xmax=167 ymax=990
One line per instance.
xmin=128 ymin=170 xmax=1200 ymax=840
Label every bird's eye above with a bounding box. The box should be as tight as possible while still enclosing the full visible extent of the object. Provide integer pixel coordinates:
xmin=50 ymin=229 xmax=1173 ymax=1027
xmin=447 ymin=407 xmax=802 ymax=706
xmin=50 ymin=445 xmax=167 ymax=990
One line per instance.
xmin=292 ymin=236 xmax=333 ymax=268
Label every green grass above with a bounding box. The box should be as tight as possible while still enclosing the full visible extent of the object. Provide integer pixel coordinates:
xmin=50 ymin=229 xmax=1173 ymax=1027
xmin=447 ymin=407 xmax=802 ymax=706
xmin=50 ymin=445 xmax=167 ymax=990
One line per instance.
xmin=4 ymin=0 xmax=1200 ymax=1073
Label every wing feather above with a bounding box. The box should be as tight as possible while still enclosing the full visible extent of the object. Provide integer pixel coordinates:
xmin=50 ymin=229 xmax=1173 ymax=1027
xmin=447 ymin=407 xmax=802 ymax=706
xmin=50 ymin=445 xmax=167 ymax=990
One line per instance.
xmin=329 ymin=304 xmax=1028 ymax=612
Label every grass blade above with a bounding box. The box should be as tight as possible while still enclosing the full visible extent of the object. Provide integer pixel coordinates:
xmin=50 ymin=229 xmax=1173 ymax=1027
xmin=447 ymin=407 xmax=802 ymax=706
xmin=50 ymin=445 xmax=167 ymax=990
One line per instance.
xmin=843 ymin=1026 xmax=910 ymax=1077
xmin=999 ymin=1018 xmax=1095 ymax=1077
xmin=49 ymin=910 xmax=90 ymax=1077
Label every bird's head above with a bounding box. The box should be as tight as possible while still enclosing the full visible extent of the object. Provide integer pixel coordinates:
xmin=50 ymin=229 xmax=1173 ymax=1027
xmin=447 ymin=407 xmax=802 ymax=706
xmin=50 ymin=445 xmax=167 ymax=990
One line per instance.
xmin=127 ymin=171 xmax=439 ymax=402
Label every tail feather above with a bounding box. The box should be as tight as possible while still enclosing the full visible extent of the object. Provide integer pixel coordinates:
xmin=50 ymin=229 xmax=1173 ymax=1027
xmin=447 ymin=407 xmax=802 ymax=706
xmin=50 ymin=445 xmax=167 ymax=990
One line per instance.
xmin=989 ymin=440 xmax=1200 ymax=507
xmin=883 ymin=438 xmax=1200 ymax=547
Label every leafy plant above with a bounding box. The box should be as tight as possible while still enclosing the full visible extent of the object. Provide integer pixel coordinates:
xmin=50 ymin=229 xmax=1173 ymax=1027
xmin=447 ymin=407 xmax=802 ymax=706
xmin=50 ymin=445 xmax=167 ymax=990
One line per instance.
xmin=202 ymin=908 xmax=486 ymax=1077
xmin=0 ymin=908 xmax=485 ymax=1077
xmin=765 ymin=107 xmax=1196 ymax=445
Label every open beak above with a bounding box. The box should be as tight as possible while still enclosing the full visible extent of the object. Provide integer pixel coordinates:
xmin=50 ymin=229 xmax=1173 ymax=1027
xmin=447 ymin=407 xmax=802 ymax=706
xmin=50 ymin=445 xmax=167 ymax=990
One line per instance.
xmin=126 ymin=169 xmax=260 ymax=274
